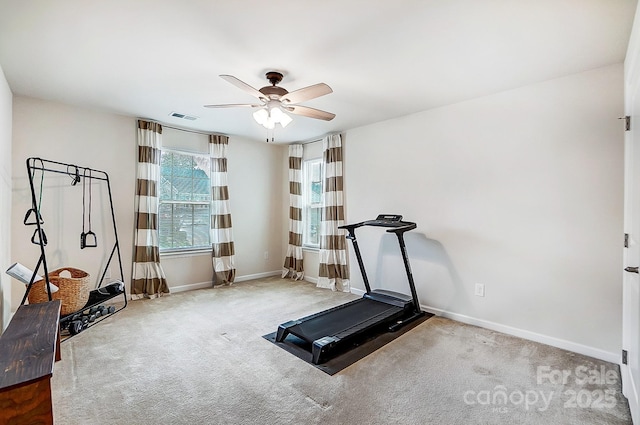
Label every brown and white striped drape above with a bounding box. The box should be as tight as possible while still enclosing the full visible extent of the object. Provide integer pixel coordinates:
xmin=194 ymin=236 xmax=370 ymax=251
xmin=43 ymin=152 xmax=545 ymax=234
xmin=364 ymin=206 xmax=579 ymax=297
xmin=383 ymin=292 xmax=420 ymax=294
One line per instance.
xmin=318 ymin=134 xmax=350 ymax=291
xmin=282 ymin=144 xmax=304 ymax=280
xmin=210 ymin=135 xmax=236 ymax=285
xmin=132 ymin=120 xmax=169 ymax=299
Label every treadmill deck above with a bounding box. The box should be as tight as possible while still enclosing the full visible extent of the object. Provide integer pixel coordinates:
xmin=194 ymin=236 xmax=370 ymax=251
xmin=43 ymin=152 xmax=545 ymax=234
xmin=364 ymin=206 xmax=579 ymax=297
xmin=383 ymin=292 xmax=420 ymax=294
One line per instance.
xmin=283 ymin=298 xmax=406 ymax=342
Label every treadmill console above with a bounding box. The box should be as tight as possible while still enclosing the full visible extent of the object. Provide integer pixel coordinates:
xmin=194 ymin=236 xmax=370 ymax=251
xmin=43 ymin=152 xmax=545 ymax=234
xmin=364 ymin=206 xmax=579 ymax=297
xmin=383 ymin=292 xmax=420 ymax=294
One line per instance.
xmin=376 ymin=214 xmax=402 ymax=222
xmin=367 ymin=214 xmax=404 ymax=227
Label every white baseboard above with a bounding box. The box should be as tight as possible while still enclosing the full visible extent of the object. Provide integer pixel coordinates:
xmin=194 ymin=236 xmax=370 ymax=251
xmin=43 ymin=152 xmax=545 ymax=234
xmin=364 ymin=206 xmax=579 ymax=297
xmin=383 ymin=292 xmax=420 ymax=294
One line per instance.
xmin=170 ymin=281 xmax=212 ymax=293
xmin=304 ymin=276 xmax=318 ymax=284
xmin=429 ymin=307 xmax=619 ymax=364
xmin=351 ymin=287 xmax=365 ymax=296
xmin=349 ymin=287 xmax=619 ymax=364
xmin=622 ymin=365 xmax=639 ymax=425
xmin=169 ymin=270 xmax=281 ymax=293
xmin=235 ymin=271 xmax=281 ymax=282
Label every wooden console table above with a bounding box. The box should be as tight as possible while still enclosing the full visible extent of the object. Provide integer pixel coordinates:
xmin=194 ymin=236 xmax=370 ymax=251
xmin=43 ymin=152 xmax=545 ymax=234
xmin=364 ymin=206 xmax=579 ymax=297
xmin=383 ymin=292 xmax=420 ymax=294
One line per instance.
xmin=0 ymin=300 xmax=62 ymax=425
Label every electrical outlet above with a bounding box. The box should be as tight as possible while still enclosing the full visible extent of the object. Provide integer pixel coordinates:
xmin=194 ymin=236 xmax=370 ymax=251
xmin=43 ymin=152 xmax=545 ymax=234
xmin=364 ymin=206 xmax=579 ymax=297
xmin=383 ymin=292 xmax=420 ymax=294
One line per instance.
xmin=264 ymin=251 xmax=269 ymax=260
xmin=474 ymin=283 xmax=485 ymax=297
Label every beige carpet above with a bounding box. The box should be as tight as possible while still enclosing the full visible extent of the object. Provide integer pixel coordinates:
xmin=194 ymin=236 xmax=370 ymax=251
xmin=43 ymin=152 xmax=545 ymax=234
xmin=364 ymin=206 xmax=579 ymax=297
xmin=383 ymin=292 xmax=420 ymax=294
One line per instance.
xmin=51 ymin=276 xmax=632 ymax=424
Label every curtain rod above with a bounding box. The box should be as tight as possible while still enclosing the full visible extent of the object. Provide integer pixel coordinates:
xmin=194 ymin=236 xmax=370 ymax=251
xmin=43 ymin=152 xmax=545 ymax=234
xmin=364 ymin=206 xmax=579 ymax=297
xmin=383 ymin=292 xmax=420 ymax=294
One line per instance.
xmin=138 ymin=118 xmax=225 ymax=137
xmin=300 ymin=138 xmax=323 ymax=145
xmin=296 ymin=131 xmax=343 ymax=145
xmin=162 ymin=125 xmax=325 ymax=145
xmin=161 ymin=124 xmax=219 ymax=136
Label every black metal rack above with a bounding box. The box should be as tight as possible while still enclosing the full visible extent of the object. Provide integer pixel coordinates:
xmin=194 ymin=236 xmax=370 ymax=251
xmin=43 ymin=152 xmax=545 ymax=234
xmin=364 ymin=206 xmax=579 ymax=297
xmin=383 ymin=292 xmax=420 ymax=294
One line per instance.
xmin=20 ymin=157 xmax=127 ymax=339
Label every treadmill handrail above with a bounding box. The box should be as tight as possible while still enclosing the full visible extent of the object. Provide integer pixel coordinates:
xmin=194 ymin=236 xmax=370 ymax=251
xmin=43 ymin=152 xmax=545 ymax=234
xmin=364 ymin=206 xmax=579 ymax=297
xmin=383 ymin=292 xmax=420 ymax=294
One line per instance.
xmin=339 ymin=220 xmax=416 ymax=233
xmin=384 ymin=222 xmax=416 ymax=233
xmin=338 ymin=221 xmax=366 ymax=231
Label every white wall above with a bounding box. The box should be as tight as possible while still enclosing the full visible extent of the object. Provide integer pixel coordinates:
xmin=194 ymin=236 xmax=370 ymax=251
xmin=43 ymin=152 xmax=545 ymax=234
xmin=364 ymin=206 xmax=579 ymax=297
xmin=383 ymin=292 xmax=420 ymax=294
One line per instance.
xmin=0 ymin=64 xmax=12 ymax=330
xmin=11 ymin=97 xmax=136 ymax=311
xmin=344 ymin=64 xmax=624 ymax=361
xmin=228 ymin=137 xmax=285 ymax=276
xmin=162 ymin=132 xmax=285 ymax=291
xmin=11 ymin=98 xmax=285 ymax=308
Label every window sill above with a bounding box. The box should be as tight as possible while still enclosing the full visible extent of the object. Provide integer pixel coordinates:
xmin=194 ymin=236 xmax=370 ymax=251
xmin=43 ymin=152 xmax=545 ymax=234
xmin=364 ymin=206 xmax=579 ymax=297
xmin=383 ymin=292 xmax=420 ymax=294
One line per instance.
xmin=160 ymin=248 xmax=212 ymax=259
xmin=303 ymin=246 xmax=319 ymax=253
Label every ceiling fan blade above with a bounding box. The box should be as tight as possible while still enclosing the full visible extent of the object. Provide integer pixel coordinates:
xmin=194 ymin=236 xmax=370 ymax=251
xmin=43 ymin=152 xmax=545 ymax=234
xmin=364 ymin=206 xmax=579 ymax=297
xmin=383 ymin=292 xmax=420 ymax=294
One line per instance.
xmin=220 ymin=75 xmax=266 ymax=100
xmin=281 ymin=83 xmax=333 ymax=104
xmin=287 ymin=105 xmax=335 ymax=121
xmin=204 ymin=103 xmax=262 ymax=108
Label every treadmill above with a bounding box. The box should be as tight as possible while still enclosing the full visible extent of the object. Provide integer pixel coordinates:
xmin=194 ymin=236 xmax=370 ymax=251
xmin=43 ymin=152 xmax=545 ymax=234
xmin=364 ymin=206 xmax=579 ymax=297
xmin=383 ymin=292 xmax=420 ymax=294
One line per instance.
xmin=275 ymin=214 xmax=426 ymax=364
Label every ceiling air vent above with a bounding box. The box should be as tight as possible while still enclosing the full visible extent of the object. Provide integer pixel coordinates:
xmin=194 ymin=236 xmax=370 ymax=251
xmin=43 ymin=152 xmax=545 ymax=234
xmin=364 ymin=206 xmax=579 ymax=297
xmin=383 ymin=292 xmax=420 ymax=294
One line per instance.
xmin=169 ymin=112 xmax=198 ymax=121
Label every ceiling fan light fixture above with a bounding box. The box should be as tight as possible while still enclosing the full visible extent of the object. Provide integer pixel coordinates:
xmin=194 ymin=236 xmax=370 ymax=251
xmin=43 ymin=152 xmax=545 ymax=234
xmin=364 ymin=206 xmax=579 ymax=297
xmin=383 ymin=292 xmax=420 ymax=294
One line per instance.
xmin=264 ymin=116 xmax=276 ymax=129
xmin=279 ymin=112 xmax=293 ymax=128
xmin=253 ymin=103 xmax=293 ymax=129
xmin=270 ymin=106 xmax=283 ymax=121
xmin=253 ymin=108 xmax=269 ymax=125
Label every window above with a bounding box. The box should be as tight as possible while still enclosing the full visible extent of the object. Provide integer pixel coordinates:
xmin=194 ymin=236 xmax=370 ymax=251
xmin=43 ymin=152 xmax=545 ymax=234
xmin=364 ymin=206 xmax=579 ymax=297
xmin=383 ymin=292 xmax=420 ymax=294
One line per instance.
xmin=159 ymin=150 xmax=211 ymax=251
xmin=303 ymin=158 xmax=323 ymax=248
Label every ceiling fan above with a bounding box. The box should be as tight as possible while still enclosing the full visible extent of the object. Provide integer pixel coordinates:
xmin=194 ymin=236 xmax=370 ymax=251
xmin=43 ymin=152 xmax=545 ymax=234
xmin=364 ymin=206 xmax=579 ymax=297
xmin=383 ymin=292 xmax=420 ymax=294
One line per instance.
xmin=204 ymin=71 xmax=335 ymax=129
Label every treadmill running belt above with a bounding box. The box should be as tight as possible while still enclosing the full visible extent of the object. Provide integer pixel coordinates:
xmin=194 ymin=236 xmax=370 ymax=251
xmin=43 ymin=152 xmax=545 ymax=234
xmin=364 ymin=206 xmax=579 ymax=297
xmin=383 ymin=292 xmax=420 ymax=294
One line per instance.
xmin=285 ymin=298 xmax=403 ymax=342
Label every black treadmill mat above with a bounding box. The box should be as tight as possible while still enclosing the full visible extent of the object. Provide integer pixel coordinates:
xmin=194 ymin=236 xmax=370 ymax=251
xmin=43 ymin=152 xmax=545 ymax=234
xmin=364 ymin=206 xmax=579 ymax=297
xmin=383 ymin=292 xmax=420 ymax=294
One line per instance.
xmin=285 ymin=298 xmax=403 ymax=342
xmin=263 ymin=312 xmax=433 ymax=375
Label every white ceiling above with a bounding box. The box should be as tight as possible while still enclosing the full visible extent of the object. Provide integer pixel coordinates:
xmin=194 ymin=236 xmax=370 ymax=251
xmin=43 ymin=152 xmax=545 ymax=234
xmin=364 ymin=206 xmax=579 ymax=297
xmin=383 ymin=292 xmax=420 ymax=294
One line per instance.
xmin=0 ymin=0 xmax=637 ymax=143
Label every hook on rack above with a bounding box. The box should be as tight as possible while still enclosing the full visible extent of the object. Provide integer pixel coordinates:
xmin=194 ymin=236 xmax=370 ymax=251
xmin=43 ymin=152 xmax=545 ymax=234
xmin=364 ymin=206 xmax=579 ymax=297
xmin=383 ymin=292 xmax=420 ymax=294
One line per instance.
xmin=67 ymin=164 xmax=81 ymax=186
xmin=30 ymin=228 xmax=47 ymax=246
xmin=23 ymin=208 xmax=44 ymax=226
xmin=81 ymin=168 xmax=98 ymax=248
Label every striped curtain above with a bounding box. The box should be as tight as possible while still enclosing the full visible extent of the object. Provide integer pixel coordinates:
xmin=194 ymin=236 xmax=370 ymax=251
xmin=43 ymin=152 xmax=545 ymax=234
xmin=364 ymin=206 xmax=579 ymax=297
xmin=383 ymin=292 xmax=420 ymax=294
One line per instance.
xmin=282 ymin=144 xmax=304 ymax=280
xmin=317 ymin=134 xmax=350 ymax=291
xmin=132 ymin=120 xmax=169 ymax=299
xmin=210 ymin=135 xmax=236 ymax=285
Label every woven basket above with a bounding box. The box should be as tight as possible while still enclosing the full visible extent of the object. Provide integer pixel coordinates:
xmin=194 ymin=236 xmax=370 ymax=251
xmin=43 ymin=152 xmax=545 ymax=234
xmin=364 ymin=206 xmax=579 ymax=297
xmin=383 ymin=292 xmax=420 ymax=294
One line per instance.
xmin=28 ymin=267 xmax=90 ymax=315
